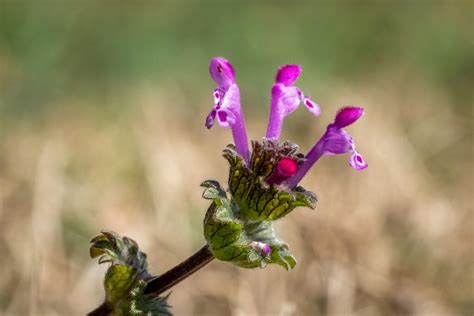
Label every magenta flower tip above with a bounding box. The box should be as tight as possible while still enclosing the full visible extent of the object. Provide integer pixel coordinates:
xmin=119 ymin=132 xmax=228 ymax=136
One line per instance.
xmin=334 ymin=106 xmax=364 ymax=129
xmin=276 ymin=64 xmax=302 ymax=86
xmin=209 ymin=57 xmax=235 ymax=89
xmin=266 ymin=157 xmax=298 ymax=185
xmin=262 ymin=244 xmax=271 ymax=255
xmin=276 ymin=158 xmax=298 ymax=177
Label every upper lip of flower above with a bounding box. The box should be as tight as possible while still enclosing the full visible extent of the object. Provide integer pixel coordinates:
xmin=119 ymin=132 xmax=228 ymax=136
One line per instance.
xmin=275 ymin=64 xmax=301 ymax=86
xmin=205 ymin=57 xmax=250 ymax=163
xmin=266 ymin=64 xmax=321 ymax=140
xmin=333 ymin=106 xmax=365 ymax=129
xmin=209 ymin=57 xmax=235 ymax=89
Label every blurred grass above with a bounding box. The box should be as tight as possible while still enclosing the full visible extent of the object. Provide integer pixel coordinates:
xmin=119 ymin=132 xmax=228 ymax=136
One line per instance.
xmin=1 ymin=1 xmax=472 ymax=119
xmin=0 ymin=1 xmax=473 ymax=315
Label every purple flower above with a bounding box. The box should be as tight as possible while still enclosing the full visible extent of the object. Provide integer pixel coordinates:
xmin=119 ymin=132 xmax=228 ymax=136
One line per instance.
xmin=265 ymin=64 xmax=320 ymax=140
xmin=285 ymin=106 xmax=368 ymax=188
xmin=205 ymin=58 xmax=367 ymax=190
xmin=250 ymin=241 xmax=272 ymax=255
xmin=206 ymin=57 xmax=250 ymax=162
xmin=203 ymin=59 xmax=367 ymax=271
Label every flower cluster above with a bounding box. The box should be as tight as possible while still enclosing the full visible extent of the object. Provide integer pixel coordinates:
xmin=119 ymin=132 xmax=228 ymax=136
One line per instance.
xmin=203 ymin=57 xmax=367 ymax=269
xmin=206 ymin=57 xmax=367 ymax=184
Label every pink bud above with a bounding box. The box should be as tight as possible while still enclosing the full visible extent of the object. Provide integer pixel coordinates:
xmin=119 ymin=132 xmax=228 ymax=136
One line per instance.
xmin=275 ymin=64 xmax=301 ymax=86
xmin=267 ymin=157 xmax=298 ymax=185
xmin=333 ymin=106 xmax=364 ymax=129
xmin=262 ymin=244 xmax=271 ymax=255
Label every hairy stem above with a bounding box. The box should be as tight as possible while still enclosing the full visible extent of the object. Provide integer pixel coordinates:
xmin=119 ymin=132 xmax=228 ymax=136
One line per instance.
xmin=144 ymin=244 xmax=214 ymax=295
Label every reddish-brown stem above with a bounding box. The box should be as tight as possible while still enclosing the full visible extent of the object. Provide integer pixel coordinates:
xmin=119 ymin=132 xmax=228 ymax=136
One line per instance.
xmin=144 ymin=244 xmax=214 ymax=295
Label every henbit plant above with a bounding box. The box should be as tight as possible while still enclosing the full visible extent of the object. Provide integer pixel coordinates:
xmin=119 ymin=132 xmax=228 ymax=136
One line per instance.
xmin=88 ymin=57 xmax=367 ymax=316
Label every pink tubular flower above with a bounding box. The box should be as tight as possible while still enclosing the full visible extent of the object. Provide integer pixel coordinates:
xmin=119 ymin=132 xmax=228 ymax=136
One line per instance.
xmin=205 ymin=58 xmax=367 ymax=190
xmin=265 ymin=64 xmax=320 ymax=140
xmin=285 ymin=106 xmax=368 ymax=188
xmin=206 ymin=57 xmax=250 ymax=162
xmin=203 ymin=58 xmax=368 ymax=272
xmin=250 ymin=241 xmax=272 ymax=255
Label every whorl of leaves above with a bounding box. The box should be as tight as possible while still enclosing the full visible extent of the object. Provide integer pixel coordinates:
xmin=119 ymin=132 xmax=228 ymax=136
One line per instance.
xmin=89 ymin=231 xmax=172 ymax=316
xmin=202 ymin=139 xmax=317 ymax=270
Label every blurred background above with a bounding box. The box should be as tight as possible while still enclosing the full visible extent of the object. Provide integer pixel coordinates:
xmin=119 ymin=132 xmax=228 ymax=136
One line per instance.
xmin=0 ymin=1 xmax=472 ymax=315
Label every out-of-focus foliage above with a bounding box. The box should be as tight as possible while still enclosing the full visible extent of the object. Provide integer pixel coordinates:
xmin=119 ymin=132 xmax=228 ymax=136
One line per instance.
xmin=0 ymin=1 xmax=472 ymax=315
xmin=1 ymin=1 xmax=472 ymax=120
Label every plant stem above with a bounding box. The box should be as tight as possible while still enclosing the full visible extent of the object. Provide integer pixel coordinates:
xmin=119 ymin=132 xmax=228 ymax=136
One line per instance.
xmin=88 ymin=245 xmax=214 ymax=316
xmin=144 ymin=244 xmax=214 ymax=295
xmin=87 ymin=303 xmax=112 ymax=316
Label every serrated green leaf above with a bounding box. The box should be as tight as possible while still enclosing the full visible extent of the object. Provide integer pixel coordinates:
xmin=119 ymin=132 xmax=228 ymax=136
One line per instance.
xmin=230 ymin=246 xmax=265 ymax=269
xmin=244 ymin=221 xmax=275 ymax=242
xmin=98 ymin=255 xmax=113 ymax=264
xmin=90 ymin=233 xmax=110 ymax=244
xmin=129 ymin=281 xmax=172 ymax=315
xmin=204 ymin=203 xmax=243 ymax=260
xmin=90 ymin=246 xmax=106 ymax=259
xmin=270 ymin=245 xmax=297 ymax=270
xmin=201 ymin=180 xmax=227 ymax=205
xmin=202 ymin=187 xmax=221 ymax=199
xmin=200 ymin=179 xmax=221 ymax=189
xmin=104 ymin=264 xmax=137 ymax=304
xmin=91 ymin=239 xmax=116 ymax=252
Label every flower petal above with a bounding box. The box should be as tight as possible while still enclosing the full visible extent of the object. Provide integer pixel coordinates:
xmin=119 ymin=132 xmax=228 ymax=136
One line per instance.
xmin=273 ymin=84 xmax=301 ymax=116
xmin=216 ymin=109 xmax=236 ymax=128
xmin=334 ymin=106 xmax=364 ymax=129
xmin=349 ymin=150 xmax=368 ymax=170
xmin=205 ymin=108 xmax=217 ymax=129
xmin=303 ymin=97 xmax=321 ymax=116
xmin=213 ymin=88 xmax=222 ymax=105
xmin=319 ymin=128 xmax=354 ymax=154
xmin=276 ymin=64 xmax=301 ymax=86
xmin=209 ymin=57 xmax=235 ymax=89
xmin=220 ymin=84 xmax=241 ymax=112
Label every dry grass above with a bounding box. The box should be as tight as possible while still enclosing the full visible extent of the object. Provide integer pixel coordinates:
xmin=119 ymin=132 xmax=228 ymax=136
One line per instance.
xmin=0 ymin=78 xmax=472 ymax=315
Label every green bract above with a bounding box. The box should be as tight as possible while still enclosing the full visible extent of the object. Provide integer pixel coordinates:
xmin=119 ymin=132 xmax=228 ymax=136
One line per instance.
xmin=203 ymin=139 xmax=317 ymax=270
